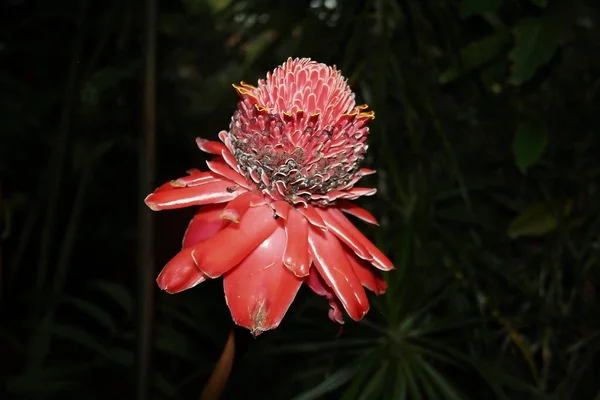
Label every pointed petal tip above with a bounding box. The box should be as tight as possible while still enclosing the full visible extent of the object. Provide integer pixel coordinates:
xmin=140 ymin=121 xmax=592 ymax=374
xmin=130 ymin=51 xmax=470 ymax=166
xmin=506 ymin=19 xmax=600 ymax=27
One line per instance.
xmin=226 ymin=294 xmax=284 ymax=336
xmin=373 ymin=258 xmax=395 ymax=271
xmin=223 ymin=226 xmax=302 ymax=336
xmin=156 ymin=251 xmax=207 ymax=294
xmin=145 ymin=199 xmax=159 ymax=211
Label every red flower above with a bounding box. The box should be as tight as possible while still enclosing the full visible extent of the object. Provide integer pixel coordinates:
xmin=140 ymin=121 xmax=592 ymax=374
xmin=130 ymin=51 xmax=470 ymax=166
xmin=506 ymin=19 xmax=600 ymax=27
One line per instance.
xmin=145 ymin=58 xmax=394 ymax=335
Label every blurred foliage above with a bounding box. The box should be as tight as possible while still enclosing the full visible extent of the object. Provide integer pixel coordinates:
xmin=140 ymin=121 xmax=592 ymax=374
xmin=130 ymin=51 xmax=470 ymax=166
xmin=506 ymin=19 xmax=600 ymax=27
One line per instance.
xmin=1 ymin=0 xmax=600 ymax=399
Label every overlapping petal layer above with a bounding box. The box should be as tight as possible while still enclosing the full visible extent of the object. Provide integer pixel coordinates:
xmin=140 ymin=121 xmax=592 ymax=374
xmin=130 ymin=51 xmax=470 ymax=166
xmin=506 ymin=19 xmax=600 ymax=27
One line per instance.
xmin=146 ymin=58 xmax=394 ymax=335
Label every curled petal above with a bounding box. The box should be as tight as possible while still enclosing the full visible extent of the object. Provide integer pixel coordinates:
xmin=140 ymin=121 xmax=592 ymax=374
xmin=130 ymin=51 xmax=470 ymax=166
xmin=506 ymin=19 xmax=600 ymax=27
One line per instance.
xmin=296 ymin=205 xmax=327 ymax=230
xmin=192 ymin=205 xmax=278 ymax=278
xmin=347 ymin=187 xmax=377 ymax=198
xmin=183 ymin=204 xmax=228 ymax=248
xmin=196 ymin=137 xmax=228 ymax=155
xmin=308 ymin=226 xmax=369 ymax=321
xmin=145 ymin=181 xmax=243 ymax=211
xmin=224 ymin=225 xmax=302 ymax=336
xmin=358 ymin=168 xmax=376 ymax=176
xmin=326 ymin=208 xmax=394 ymax=271
xmin=220 ymin=148 xmax=241 ymax=173
xmin=338 ymin=201 xmax=379 ymax=226
xmin=206 ymin=160 xmax=249 ymax=189
xmin=305 ymin=268 xmax=344 ymax=324
xmin=157 ymin=247 xmax=207 ymax=294
xmin=283 ymin=210 xmax=311 ymax=277
xmin=316 ymin=208 xmax=372 ymax=261
xmin=346 ymin=252 xmax=387 ymax=295
xmin=220 ymin=192 xmax=260 ymax=223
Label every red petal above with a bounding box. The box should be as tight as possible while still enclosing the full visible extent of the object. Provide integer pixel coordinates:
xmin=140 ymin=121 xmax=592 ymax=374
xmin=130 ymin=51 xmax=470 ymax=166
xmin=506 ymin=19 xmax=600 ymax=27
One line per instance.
xmin=174 ymin=170 xmax=220 ymax=187
xmin=316 ymin=208 xmax=372 ymax=260
xmin=308 ymin=226 xmax=370 ymax=321
xmin=220 ymin=149 xmax=240 ymax=173
xmin=220 ymin=192 xmax=259 ymax=223
xmin=192 ymin=204 xmax=278 ymax=278
xmin=325 ymin=208 xmax=394 ymax=271
xmin=347 ymin=252 xmax=387 ymax=295
xmin=145 ymin=181 xmax=242 ymax=211
xmin=196 ymin=137 xmax=228 ymax=155
xmin=223 ymin=225 xmax=302 ymax=335
xmin=358 ymin=168 xmax=376 ymax=176
xmin=296 ymin=205 xmax=327 ymax=230
xmin=206 ymin=160 xmax=249 ymax=189
xmin=283 ymin=210 xmax=311 ymax=277
xmin=183 ymin=204 xmax=228 ymax=248
xmin=305 ymin=269 xmax=344 ymax=324
xmin=338 ymin=201 xmax=379 ymax=225
xmin=157 ymin=247 xmax=207 ymax=294
xmin=347 ymin=187 xmax=377 ymax=198
xmin=270 ymin=200 xmax=290 ymax=220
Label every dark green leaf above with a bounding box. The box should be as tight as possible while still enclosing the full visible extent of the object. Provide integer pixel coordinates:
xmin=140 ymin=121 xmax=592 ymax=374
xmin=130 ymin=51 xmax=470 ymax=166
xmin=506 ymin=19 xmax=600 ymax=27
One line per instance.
xmin=415 ymin=356 xmax=464 ymax=400
xmin=155 ymin=325 xmax=196 ymax=361
xmin=90 ymin=280 xmax=133 ymax=316
xmin=512 ymin=119 xmax=548 ymax=173
xmin=509 ymin=17 xmax=564 ymax=85
xmin=507 ymin=203 xmax=557 ymax=239
xmin=63 ymin=296 xmax=117 ymax=334
xmin=52 ymin=324 xmax=105 ymax=353
xmin=292 ymin=367 xmax=355 ymax=400
xmin=439 ymin=31 xmax=510 ymax=84
xmin=105 ymin=347 xmax=134 ymax=367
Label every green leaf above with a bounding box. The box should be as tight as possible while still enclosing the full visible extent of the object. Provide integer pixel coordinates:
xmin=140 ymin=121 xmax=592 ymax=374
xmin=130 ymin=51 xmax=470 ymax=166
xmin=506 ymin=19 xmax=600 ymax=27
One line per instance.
xmin=512 ymin=119 xmax=548 ymax=173
xmin=52 ymin=324 xmax=105 ymax=353
xmin=509 ymin=17 xmax=564 ymax=85
xmin=90 ymin=280 xmax=133 ymax=316
xmin=414 ymin=356 xmax=464 ymax=400
xmin=341 ymin=347 xmax=387 ymax=400
xmin=399 ymin=351 xmax=423 ymax=399
xmin=155 ymin=325 xmax=196 ymax=361
xmin=507 ymin=202 xmax=558 ymax=239
xmin=358 ymin=363 xmax=386 ymax=400
xmin=439 ymin=31 xmax=510 ymax=84
xmin=459 ymin=0 xmax=501 ymax=19
xmin=292 ymin=367 xmax=355 ymax=400
xmin=105 ymin=347 xmax=134 ymax=367
xmin=63 ymin=296 xmax=117 ymax=334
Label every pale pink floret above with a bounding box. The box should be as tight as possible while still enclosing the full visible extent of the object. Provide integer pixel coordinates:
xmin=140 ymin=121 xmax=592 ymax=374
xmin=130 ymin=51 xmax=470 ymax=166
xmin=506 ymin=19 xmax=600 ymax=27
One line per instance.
xmin=225 ymin=58 xmax=376 ymax=206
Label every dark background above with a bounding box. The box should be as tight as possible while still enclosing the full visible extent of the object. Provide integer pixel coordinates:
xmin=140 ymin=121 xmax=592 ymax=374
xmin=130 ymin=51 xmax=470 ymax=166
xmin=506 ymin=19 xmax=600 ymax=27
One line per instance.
xmin=1 ymin=0 xmax=599 ymax=399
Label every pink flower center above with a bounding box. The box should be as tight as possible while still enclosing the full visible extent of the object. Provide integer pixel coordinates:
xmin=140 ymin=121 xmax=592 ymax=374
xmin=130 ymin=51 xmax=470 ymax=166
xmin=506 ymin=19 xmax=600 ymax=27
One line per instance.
xmin=227 ymin=58 xmax=374 ymax=206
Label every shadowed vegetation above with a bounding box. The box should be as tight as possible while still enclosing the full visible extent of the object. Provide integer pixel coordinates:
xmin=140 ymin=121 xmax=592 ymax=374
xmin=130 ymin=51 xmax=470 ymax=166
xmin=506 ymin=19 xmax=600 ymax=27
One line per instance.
xmin=1 ymin=0 xmax=599 ymax=398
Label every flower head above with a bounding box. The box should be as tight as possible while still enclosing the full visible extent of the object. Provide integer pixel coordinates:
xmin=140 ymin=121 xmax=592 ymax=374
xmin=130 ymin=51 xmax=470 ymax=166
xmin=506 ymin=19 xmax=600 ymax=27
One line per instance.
xmin=228 ymin=57 xmax=375 ymax=206
xmin=145 ymin=58 xmax=393 ymax=336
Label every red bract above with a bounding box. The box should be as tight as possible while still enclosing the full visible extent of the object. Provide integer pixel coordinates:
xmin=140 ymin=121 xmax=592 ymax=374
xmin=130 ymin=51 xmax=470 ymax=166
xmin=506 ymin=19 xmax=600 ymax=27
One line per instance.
xmin=145 ymin=57 xmax=394 ymax=335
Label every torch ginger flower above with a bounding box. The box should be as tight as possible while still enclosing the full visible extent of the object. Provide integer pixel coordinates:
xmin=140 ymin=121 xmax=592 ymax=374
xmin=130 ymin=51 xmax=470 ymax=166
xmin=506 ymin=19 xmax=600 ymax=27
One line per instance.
xmin=145 ymin=58 xmax=394 ymax=335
